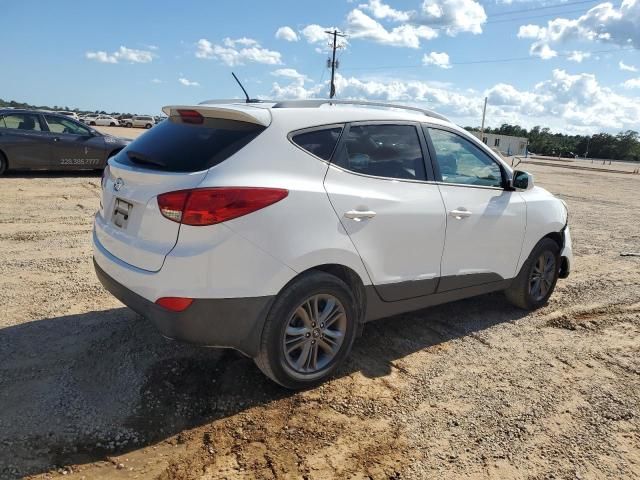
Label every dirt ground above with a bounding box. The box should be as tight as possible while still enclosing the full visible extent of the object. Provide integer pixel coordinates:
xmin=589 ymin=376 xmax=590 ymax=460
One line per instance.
xmin=0 ymin=155 xmax=638 ymax=480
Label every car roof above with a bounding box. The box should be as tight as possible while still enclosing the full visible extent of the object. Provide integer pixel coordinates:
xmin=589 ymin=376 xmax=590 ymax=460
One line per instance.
xmin=164 ymin=99 xmax=456 ymax=131
xmin=0 ymin=108 xmax=61 ymax=116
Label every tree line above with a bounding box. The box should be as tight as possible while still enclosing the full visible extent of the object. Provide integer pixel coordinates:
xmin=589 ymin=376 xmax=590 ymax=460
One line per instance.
xmin=465 ymin=124 xmax=640 ymax=162
xmin=0 ymin=98 xmax=136 ymax=118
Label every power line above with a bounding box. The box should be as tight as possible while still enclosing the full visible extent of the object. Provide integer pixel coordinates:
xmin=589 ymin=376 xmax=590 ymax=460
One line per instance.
xmin=487 ymin=0 xmax=601 ymax=17
xmin=340 ymin=47 xmax=637 ymax=72
xmin=485 ymin=7 xmax=599 ymax=24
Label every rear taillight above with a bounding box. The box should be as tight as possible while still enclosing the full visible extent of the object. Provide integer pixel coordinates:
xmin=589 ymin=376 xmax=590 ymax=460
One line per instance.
xmin=156 ymin=297 xmax=193 ymax=312
xmin=101 ymin=165 xmax=110 ymax=190
xmin=157 ymin=187 xmax=288 ymax=226
xmin=177 ymin=109 xmax=204 ymax=124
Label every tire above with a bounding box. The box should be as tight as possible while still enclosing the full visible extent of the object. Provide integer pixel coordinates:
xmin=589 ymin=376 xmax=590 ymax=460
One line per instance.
xmin=126 ymin=123 xmax=132 ymax=128
xmin=145 ymin=123 xmax=152 ymax=129
xmin=505 ymin=237 xmax=560 ymax=310
xmin=90 ymin=121 xmax=96 ymax=126
xmin=255 ymin=271 xmax=358 ymax=389
xmin=0 ymin=151 xmax=7 ymax=175
xmin=110 ymin=122 xmax=116 ymax=126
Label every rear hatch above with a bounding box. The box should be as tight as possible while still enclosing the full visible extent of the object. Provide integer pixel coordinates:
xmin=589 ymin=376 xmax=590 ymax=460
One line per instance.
xmin=95 ymin=104 xmax=270 ymax=271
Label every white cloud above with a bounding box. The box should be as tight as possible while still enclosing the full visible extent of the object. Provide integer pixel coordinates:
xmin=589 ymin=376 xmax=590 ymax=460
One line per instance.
xmin=301 ymin=24 xmax=333 ymax=44
xmin=151 ymin=78 xmax=162 ymax=84
xmin=487 ymin=69 xmax=640 ymax=130
xmin=346 ymin=9 xmax=437 ymax=48
xmin=358 ymin=0 xmax=412 ymax=21
xmin=178 ymin=77 xmax=199 ymax=87
xmin=416 ymin=0 xmax=487 ymax=35
xmin=531 ymin=43 xmax=558 ymax=60
xmin=85 ymin=51 xmax=117 ymax=64
xmin=313 ymin=0 xmax=485 ymax=50
xmin=619 ymin=60 xmax=638 ymax=72
xmin=195 ymin=37 xmax=282 ymax=66
xmin=517 ymin=24 xmax=543 ymax=39
xmin=271 ymin=68 xmax=310 ymax=82
xmin=275 ymin=26 xmax=299 ymax=42
xmin=86 ymin=46 xmax=154 ymax=64
xmin=567 ymin=50 xmax=591 ymax=62
xmin=622 ymin=77 xmax=640 ymax=88
xmin=268 ymin=69 xmax=640 ymax=133
xmin=518 ymin=0 xmax=640 ymax=57
xmin=423 ymin=51 xmax=452 ymax=68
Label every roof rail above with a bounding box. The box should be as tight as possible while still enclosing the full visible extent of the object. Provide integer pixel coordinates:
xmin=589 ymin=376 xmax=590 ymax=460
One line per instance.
xmin=199 ymin=99 xmax=264 ymax=105
xmin=271 ymin=99 xmax=450 ymax=122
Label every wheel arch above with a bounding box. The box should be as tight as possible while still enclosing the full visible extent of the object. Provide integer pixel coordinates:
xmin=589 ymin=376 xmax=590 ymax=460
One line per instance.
xmin=273 ymin=263 xmax=368 ymax=330
xmin=0 ymin=147 xmax=8 ymax=166
xmin=542 ymin=231 xmax=563 ymax=251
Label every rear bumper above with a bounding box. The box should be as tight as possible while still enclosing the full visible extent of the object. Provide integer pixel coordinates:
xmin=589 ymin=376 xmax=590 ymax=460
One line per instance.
xmin=94 ymin=258 xmax=273 ymax=357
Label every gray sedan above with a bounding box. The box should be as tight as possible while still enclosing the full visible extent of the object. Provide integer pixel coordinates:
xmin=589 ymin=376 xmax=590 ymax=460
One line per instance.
xmin=0 ymin=109 xmax=131 ymax=174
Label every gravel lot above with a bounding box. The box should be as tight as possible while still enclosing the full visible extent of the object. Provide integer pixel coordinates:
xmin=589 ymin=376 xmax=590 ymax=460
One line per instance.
xmin=0 ymin=148 xmax=638 ymax=479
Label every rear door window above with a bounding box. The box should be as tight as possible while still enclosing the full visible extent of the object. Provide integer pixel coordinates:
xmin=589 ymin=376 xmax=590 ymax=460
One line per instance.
xmin=116 ymin=117 xmax=265 ymax=172
xmin=333 ymin=124 xmax=426 ymax=181
xmin=0 ymin=114 xmax=42 ymax=131
xmin=291 ymin=127 xmax=342 ymax=160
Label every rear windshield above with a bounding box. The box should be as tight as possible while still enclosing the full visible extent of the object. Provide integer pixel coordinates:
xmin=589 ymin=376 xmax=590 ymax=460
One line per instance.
xmin=115 ymin=117 xmax=265 ymax=172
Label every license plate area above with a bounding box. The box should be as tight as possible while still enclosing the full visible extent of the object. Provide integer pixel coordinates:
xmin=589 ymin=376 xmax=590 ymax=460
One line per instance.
xmin=112 ymin=198 xmax=133 ymax=229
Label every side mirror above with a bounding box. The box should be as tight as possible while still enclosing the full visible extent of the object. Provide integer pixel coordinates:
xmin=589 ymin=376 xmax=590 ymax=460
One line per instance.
xmin=511 ymin=170 xmax=534 ymax=191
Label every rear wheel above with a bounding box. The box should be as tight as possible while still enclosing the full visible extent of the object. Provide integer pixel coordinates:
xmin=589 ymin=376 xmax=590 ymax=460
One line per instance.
xmin=145 ymin=123 xmax=152 ymax=129
xmin=0 ymin=151 xmax=7 ymax=175
xmin=126 ymin=122 xmax=132 ymax=128
xmin=110 ymin=122 xmax=116 ymax=126
xmin=255 ymin=271 xmax=357 ymax=389
xmin=90 ymin=121 xmax=96 ymax=126
xmin=505 ymin=238 xmax=560 ymax=310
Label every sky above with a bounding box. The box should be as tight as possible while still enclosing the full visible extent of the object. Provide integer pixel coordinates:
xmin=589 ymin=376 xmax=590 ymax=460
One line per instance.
xmin=1 ymin=0 xmax=639 ymax=134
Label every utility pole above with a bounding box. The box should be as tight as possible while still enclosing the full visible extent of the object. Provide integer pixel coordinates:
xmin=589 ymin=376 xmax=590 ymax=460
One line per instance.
xmin=480 ymin=96 xmax=488 ymax=140
xmin=326 ymin=29 xmax=346 ymax=99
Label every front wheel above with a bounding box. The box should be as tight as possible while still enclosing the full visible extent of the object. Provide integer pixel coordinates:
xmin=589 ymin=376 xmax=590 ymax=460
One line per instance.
xmin=505 ymin=238 xmax=560 ymax=310
xmin=255 ymin=271 xmax=358 ymax=389
xmin=145 ymin=123 xmax=152 ymax=129
xmin=110 ymin=122 xmax=116 ymax=126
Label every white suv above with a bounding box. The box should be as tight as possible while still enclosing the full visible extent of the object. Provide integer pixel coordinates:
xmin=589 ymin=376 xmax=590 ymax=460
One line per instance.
xmin=93 ymin=100 xmax=572 ymax=389
xmin=124 ymin=115 xmax=155 ymax=129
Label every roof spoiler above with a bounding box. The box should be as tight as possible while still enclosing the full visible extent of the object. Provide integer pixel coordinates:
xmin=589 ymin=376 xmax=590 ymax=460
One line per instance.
xmin=162 ymin=104 xmax=271 ymax=126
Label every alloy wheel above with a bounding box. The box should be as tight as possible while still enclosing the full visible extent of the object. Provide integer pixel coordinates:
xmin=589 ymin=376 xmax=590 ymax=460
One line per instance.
xmin=282 ymin=294 xmax=347 ymax=374
xmin=529 ymin=251 xmax=556 ymax=301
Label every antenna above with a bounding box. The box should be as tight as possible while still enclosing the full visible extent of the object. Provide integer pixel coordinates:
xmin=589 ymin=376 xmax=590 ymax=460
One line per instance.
xmin=231 ymin=72 xmax=253 ymax=103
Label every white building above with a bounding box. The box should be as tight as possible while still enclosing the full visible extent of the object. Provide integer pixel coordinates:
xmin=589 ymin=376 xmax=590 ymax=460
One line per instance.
xmin=471 ymin=131 xmax=528 ymax=156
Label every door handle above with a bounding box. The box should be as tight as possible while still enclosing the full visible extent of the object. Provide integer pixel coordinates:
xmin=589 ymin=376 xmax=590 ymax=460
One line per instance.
xmin=52 ymin=137 xmax=60 ymax=142
xmin=449 ymin=209 xmax=472 ymax=219
xmin=344 ymin=210 xmax=376 ymax=221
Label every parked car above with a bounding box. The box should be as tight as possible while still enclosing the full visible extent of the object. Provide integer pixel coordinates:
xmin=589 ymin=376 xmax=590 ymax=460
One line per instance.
xmin=89 ymin=115 xmax=119 ymax=127
xmin=124 ymin=115 xmax=155 ymax=129
xmin=0 ymin=109 xmax=130 ymax=173
xmin=81 ymin=114 xmax=99 ymax=124
xmin=93 ymin=100 xmax=572 ymax=389
xmin=56 ymin=111 xmax=80 ymax=121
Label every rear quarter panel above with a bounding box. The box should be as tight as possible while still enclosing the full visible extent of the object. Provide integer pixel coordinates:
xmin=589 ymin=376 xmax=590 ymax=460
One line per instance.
xmin=197 ymin=119 xmax=372 ymax=288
